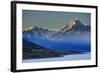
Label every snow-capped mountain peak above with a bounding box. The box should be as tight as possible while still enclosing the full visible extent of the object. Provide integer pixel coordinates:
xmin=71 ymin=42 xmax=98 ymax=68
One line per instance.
xmin=59 ymin=19 xmax=90 ymax=33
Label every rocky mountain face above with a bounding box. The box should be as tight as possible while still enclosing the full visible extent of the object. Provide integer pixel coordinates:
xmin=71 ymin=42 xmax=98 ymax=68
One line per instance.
xmin=60 ymin=19 xmax=90 ymax=33
xmin=60 ymin=20 xmax=76 ymax=32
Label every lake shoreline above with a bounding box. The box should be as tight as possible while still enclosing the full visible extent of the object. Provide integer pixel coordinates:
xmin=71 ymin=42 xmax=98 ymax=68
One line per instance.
xmin=23 ymin=52 xmax=91 ymax=63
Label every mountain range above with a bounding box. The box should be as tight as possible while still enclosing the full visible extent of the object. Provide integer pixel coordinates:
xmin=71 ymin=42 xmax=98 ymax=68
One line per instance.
xmin=23 ymin=19 xmax=91 ymax=59
xmin=23 ymin=19 xmax=90 ymax=33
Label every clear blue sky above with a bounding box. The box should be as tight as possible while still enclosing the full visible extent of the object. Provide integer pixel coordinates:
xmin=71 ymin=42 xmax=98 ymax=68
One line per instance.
xmin=22 ymin=10 xmax=91 ymax=31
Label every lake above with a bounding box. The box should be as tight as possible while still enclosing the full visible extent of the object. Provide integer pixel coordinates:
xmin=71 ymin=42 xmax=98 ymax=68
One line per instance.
xmin=23 ymin=52 xmax=91 ymax=63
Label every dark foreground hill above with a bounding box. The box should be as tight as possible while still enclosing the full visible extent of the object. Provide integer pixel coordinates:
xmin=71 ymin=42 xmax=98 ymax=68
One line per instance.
xmin=23 ymin=37 xmax=81 ymax=59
